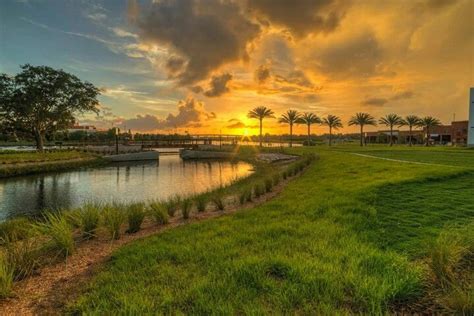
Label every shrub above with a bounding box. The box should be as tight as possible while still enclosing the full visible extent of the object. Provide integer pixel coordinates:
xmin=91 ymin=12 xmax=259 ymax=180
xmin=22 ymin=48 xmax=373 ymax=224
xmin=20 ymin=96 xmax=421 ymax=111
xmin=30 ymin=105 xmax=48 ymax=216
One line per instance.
xmin=254 ymin=183 xmax=265 ymax=198
xmin=0 ymin=254 xmax=14 ymax=299
xmin=195 ymin=195 xmax=207 ymax=213
xmin=264 ymin=178 xmax=273 ymax=193
xmin=35 ymin=212 xmax=75 ymax=257
xmin=0 ymin=218 xmax=32 ymax=244
xmin=102 ymin=205 xmax=125 ymax=240
xmin=149 ymin=201 xmax=169 ymax=225
xmin=181 ymin=198 xmax=193 ymax=219
xmin=211 ymin=194 xmax=225 ymax=211
xmin=126 ymin=203 xmax=146 ymax=234
xmin=164 ymin=195 xmax=181 ymax=217
xmin=75 ymin=204 xmax=100 ymax=239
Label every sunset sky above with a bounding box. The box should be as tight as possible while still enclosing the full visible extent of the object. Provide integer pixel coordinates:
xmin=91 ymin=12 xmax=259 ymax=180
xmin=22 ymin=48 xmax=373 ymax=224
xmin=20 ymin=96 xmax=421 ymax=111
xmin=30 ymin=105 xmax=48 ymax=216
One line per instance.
xmin=1 ymin=0 xmax=473 ymax=135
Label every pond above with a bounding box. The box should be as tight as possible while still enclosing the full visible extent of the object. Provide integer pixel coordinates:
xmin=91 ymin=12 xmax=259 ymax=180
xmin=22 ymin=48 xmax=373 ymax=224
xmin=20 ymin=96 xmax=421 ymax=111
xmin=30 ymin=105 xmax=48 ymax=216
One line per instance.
xmin=0 ymin=154 xmax=253 ymax=221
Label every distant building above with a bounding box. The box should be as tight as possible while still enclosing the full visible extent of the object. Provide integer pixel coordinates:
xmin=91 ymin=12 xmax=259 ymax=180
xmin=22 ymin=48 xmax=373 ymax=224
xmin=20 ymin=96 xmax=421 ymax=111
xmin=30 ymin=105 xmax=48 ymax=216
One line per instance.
xmin=67 ymin=125 xmax=97 ymax=134
xmin=365 ymin=120 xmax=469 ymax=146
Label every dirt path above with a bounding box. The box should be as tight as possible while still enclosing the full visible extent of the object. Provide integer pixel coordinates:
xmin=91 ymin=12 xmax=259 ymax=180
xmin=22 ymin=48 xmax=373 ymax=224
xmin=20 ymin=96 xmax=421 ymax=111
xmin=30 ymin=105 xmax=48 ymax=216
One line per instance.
xmin=0 ymin=175 xmax=295 ymax=315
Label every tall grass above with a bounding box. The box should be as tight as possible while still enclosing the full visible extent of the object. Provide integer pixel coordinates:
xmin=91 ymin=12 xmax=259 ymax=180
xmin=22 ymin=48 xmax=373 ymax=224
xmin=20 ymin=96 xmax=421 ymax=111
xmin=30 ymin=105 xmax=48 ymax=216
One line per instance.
xmin=74 ymin=204 xmax=101 ymax=240
xmin=195 ymin=195 xmax=208 ymax=213
xmin=211 ymin=194 xmax=225 ymax=211
xmin=254 ymin=183 xmax=265 ymax=198
xmin=0 ymin=254 xmax=14 ymax=299
xmin=148 ymin=201 xmax=169 ymax=225
xmin=181 ymin=199 xmax=193 ymax=219
xmin=0 ymin=218 xmax=32 ymax=244
xmin=35 ymin=212 xmax=75 ymax=257
xmin=3 ymin=239 xmax=40 ymax=281
xmin=102 ymin=205 xmax=125 ymax=240
xmin=164 ymin=195 xmax=181 ymax=217
xmin=126 ymin=204 xmax=146 ymax=234
xmin=239 ymin=188 xmax=252 ymax=205
xmin=264 ymin=178 xmax=273 ymax=192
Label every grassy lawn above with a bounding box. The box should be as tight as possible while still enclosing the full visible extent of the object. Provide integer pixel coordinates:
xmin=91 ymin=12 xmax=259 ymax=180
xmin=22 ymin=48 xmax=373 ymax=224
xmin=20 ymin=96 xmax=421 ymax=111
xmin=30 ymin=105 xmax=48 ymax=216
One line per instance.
xmin=70 ymin=147 xmax=474 ymax=314
xmin=0 ymin=150 xmax=91 ymax=165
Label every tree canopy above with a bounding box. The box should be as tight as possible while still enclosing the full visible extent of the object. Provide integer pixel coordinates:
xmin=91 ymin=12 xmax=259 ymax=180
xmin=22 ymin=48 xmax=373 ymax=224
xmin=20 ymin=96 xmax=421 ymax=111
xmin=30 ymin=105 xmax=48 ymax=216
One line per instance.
xmin=0 ymin=64 xmax=100 ymax=150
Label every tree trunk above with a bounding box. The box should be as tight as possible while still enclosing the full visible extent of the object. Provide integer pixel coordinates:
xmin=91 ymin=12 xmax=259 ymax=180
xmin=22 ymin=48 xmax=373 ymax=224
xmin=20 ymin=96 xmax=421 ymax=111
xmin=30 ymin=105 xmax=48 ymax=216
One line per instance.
xmin=307 ymin=124 xmax=311 ymax=144
xmin=409 ymin=126 xmax=413 ymax=146
xmin=289 ymin=124 xmax=293 ymax=148
xmin=259 ymin=119 xmax=263 ymax=148
xmin=360 ymin=125 xmax=364 ymax=147
xmin=34 ymin=128 xmax=44 ymax=152
xmin=425 ymin=127 xmax=430 ymax=146
xmin=329 ymin=127 xmax=332 ymax=146
xmin=389 ymin=126 xmax=393 ymax=146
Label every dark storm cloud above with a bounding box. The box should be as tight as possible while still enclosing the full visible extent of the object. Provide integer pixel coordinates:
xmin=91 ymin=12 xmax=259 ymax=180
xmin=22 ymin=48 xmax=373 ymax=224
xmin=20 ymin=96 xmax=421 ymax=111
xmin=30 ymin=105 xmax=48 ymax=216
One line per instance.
xmin=120 ymin=97 xmax=215 ymax=131
xmin=391 ymin=90 xmax=415 ymax=101
xmin=135 ymin=0 xmax=260 ymax=86
xmin=255 ymin=64 xmax=271 ymax=84
xmin=314 ymin=31 xmax=383 ymax=79
xmin=247 ymin=0 xmax=350 ymax=37
xmin=165 ymin=56 xmax=186 ymax=75
xmin=362 ymin=97 xmax=388 ymax=107
xmin=204 ymin=73 xmax=233 ymax=97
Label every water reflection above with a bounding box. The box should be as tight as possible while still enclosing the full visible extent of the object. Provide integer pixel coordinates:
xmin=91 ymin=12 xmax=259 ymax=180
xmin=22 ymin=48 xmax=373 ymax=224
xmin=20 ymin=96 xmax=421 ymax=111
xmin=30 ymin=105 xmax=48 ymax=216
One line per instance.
xmin=0 ymin=155 xmax=253 ymax=220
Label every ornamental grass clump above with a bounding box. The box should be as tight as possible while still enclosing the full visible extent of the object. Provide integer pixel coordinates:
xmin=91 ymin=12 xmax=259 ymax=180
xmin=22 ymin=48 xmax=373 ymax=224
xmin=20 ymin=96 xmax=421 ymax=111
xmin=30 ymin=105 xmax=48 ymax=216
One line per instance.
xmin=254 ymin=183 xmax=265 ymax=198
xmin=181 ymin=198 xmax=193 ymax=219
xmin=264 ymin=178 xmax=273 ymax=193
xmin=102 ymin=205 xmax=125 ymax=240
xmin=3 ymin=239 xmax=40 ymax=281
xmin=211 ymin=194 xmax=225 ymax=211
xmin=272 ymin=173 xmax=281 ymax=186
xmin=75 ymin=204 xmax=100 ymax=239
xmin=195 ymin=195 xmax=208 ymax=213
xmin=126 ymin=203 xmax=146 ymax=234
xmin=35 ymin=212 xmax=75 ymax=257
xmin=148 ymin=201 xmax=169 ymax=225
xmin=0 ymin=254 xmax=13 ymax=299
xmin=165 ymin=195 xmax=181 ymax=217
xmin=239 ymin=188 xmax=252 ymax=205
xmin=0 ymin=218 xmax=32 ymax=244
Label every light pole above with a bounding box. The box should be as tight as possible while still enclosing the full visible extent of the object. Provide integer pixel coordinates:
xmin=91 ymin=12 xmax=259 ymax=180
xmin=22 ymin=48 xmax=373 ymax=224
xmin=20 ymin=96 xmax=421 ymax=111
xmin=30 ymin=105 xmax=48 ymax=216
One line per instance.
xmin=115 ymin=127 xmax=120 ymax=155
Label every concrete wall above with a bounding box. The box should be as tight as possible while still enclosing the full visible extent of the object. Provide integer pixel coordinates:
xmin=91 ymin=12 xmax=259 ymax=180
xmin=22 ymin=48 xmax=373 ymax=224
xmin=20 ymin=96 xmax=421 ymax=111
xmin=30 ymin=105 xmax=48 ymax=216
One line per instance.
xmin=469 ymin=88 xmax=474 ymax=147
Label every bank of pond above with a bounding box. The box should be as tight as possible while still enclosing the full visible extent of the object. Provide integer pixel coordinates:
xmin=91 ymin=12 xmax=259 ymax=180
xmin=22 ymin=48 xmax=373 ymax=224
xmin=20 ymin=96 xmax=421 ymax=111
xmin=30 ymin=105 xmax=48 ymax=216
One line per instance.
xmin=0 ymin=153 xmax=317 ymax=299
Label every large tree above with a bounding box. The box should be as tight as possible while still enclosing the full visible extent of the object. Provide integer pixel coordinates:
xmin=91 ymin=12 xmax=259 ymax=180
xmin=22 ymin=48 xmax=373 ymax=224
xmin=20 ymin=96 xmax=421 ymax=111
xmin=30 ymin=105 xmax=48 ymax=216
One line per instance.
xmin=279 ymin=110 xmax=301 ymax=147
xmin=379 ymin=114 xmax=403 ymax=146
xmin=348 ymin=112 xmax=377 ymax=147
xmin=247 ymin=106 xmax=274 ymax=147
xmin=419 ymin=116 xmax=441 ymax=146
xmin=297 ymin=112 xmax=321 ymax=145
xmin=322 ymin=114 xmax=343 ymax=146
xmin=400 ymin=115 xmax=421 ymax=146
xmin=0 ymin=64 xmax=100 ymax=151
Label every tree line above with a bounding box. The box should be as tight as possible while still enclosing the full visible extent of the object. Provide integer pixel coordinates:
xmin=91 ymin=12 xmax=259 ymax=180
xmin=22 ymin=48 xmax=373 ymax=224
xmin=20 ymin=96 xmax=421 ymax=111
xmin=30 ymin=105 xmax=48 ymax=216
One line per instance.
xmin=248 ymin=106 xmax=442 ymax=147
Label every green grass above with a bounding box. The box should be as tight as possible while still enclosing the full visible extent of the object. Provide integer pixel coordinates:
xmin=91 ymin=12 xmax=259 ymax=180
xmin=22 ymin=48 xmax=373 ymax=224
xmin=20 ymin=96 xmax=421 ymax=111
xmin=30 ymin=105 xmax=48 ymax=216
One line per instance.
xmin=62 ymin=147 xmax=474 ymax=313
xmin=0 ymin=150 xmax=90 ymax=164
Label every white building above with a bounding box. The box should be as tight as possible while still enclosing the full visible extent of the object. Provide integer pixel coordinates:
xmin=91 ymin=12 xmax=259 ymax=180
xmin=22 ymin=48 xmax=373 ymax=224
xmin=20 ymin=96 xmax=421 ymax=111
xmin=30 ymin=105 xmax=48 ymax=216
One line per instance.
xmin=469 ymin=88 xmax=474 ymax=147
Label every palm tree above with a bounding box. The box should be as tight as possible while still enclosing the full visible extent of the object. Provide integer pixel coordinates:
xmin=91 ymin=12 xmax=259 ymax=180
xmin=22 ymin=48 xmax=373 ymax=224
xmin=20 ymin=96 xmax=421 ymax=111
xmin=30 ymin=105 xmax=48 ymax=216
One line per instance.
xmin=348 ymin=113 xmax=377 ymax=147
xmin=247 ymin=106 xmax=275 ymax=147
xmin=279 ymin=110 xmax=301 ymax=147
xmin=322 ymin=114 xmax=343 ymax=146
xmin=297 ymin=112 xmax=321 ymax=145
xmin=379 ymin=114 xmax=403 ymax=146
xmin=400 ymin=115 xmax=421 ymax=146
xmin=419 ymin=116 xmax=441 ymax=146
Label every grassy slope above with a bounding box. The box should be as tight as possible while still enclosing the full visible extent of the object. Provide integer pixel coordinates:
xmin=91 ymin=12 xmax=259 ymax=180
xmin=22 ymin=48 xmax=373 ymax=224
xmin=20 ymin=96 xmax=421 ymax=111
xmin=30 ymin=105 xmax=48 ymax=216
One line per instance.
xmin=71 ymin=147 xmax=474 ymax=314
xmin=0 ymin=150 xmax=101 ymax=177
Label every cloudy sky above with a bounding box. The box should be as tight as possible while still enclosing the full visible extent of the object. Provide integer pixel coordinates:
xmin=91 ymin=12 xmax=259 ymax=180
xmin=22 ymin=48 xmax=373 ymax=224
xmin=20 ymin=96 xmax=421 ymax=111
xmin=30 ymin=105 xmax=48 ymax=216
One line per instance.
xmin=1 ymin=0 xmax=472 ymax=135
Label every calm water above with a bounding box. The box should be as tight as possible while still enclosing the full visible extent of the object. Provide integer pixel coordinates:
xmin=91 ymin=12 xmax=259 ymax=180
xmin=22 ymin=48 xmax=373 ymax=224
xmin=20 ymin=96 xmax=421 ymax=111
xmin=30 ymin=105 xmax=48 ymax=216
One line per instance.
xmin=0 ymin=155 xmax=253 ymax=220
